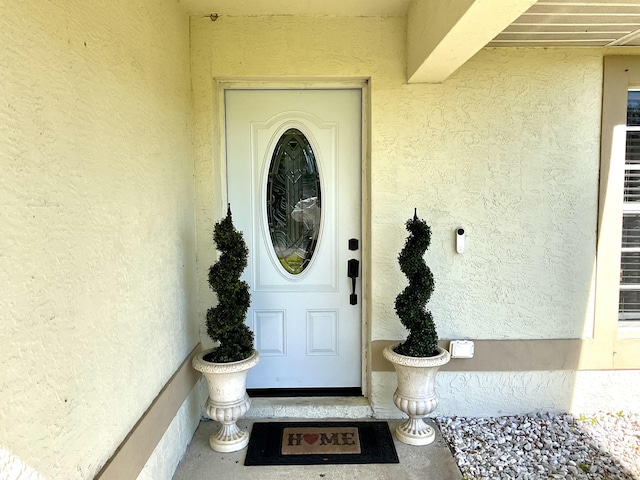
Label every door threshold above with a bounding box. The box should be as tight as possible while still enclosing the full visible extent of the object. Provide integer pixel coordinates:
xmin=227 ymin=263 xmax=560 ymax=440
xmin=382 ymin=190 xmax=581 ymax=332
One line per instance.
xmin=246 ymin=396 xmax=374 ymax=419
xmin=248 ymin=387 xmax=362 ymax=398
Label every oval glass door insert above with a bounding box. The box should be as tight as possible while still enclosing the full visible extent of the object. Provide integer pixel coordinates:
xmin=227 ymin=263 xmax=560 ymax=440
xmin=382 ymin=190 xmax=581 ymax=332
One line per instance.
xmin=266 ymin=128 xmax=321 ymax=275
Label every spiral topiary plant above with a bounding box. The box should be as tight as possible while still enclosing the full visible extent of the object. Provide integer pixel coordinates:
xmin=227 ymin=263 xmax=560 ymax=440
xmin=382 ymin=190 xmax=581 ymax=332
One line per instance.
xmin=393 ymin=208 xmax=439 ymax=358
xmin=203 ymin=204 xmax=255 ymax=363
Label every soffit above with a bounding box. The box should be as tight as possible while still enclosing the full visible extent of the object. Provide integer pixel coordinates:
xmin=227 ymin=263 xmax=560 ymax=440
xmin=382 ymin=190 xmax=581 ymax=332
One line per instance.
xmin=489 ymin=0 xmax=640 ymax=47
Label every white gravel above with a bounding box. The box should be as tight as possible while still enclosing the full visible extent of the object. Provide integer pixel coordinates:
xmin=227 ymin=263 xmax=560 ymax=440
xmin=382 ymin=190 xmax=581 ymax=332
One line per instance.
xmin=436 ymin=411 xmax=640 ymax=480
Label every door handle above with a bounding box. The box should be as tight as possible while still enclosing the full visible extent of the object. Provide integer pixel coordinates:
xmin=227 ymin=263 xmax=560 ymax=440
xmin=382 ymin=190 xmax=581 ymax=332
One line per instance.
xmin=347 ymin=259 xmax=359 ymax=305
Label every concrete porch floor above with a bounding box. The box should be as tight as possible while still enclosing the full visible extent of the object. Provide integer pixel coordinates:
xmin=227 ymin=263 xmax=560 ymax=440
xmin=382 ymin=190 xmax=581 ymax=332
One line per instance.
xmin=172 ymin=417 xmax=463 ymax=480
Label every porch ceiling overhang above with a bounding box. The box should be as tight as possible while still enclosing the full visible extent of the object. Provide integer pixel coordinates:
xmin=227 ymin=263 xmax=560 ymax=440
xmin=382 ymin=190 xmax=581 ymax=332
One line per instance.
xmin=179 ymin=0 xmax=640 ymax=83
xmin=179 ymin=0 xmax=412 ymax=17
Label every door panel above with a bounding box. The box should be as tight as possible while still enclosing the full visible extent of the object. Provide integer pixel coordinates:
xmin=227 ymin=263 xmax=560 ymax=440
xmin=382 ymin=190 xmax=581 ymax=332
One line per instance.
xmin=225 ymin=89 xmax=362 ymax=389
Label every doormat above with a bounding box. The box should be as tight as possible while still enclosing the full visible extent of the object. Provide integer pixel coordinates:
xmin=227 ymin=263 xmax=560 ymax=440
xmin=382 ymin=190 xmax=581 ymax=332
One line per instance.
xmin=244 ymin=421 xmax=399 ymax=466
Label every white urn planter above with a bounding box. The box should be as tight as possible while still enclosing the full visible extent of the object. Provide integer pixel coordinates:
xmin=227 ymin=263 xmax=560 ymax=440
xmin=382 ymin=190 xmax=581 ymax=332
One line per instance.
xmin=192 ymin=348 xmax=260 ymax=452
xmin=383 ymin=343 xmax=450 ymax=446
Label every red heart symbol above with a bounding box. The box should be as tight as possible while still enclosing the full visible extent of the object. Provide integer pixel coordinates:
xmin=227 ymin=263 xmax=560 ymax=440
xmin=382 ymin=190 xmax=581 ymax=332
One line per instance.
xmin=303 ymin=433 xmax=319 ymax=445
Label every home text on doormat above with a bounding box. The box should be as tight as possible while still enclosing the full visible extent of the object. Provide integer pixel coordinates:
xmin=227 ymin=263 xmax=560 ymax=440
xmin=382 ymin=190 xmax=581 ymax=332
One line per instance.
xmin=281 ymin=426 xmax=361 ymax=455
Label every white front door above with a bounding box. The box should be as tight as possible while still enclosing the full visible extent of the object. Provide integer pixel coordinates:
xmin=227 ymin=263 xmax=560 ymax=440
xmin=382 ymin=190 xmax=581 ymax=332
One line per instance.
xmin=225 ymin=88 xmax=362 ymax=390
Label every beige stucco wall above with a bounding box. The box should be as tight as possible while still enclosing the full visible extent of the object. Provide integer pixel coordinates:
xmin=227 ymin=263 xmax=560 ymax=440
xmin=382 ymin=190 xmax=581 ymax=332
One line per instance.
xmin=191 ymin=14 xmax=640 ymax=416
xmin=0 ymin=1 xmax=198 ymax=478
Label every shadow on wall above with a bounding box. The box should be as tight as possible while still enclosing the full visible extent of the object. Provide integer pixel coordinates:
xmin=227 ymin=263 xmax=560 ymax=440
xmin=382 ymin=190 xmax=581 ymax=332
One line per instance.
xmin=437 ymin=411 xmax=639 ymax=480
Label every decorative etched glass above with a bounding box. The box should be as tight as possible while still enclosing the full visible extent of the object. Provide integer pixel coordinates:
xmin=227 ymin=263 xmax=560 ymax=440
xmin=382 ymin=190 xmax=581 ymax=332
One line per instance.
xmin=266 ymin=128 xmax=321 ymax=275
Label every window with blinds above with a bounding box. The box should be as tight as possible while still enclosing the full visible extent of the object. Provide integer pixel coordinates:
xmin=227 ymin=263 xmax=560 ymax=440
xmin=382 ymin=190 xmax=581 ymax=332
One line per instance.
xmin=618 ymin=90 xmax=640 ymax=321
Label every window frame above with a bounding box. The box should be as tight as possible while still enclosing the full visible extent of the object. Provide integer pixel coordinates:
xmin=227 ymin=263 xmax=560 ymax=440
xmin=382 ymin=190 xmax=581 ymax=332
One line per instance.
xmin=617 ymin=94 xmax=640 ymax=321
xmin=596 ymin=56 xmax=640 ymax=357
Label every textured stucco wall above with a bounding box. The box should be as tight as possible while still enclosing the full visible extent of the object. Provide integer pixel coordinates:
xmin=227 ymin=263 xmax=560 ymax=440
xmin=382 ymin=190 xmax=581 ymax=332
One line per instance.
xmin=372 ymin=50 xmax=601 ymax=342
xmin=0 ymin=1 xmax=198 ymax=478
xmin=374 ymin=370 xmax=640 ymax=418
xmin=190 ymin=15 xmax=639 ymax=416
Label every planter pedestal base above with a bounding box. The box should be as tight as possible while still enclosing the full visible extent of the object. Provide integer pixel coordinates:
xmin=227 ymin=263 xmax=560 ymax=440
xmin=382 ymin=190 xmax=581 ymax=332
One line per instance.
xmin=209 ymin=424 xmax=250 ymax=452
xmin=395 ymin=417 xmax=435 ymax=446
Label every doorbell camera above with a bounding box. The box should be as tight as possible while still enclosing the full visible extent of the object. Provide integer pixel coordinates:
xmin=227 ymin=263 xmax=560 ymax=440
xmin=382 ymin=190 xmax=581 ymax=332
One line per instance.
xmin=456 ymin=228 xmax=465 ymax=254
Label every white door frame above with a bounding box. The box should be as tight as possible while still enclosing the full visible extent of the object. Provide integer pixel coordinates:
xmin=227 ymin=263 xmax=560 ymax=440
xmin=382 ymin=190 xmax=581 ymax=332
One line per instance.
xmin=214 ymin=78 xmax=371 ymax=396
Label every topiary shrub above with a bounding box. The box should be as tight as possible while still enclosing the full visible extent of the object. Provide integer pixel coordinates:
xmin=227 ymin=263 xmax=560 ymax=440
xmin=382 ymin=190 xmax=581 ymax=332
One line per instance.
xmin=394 ymin=209 xmax=439 ymax=358
xmin=203 ymin=204 xmax=255 ymax=363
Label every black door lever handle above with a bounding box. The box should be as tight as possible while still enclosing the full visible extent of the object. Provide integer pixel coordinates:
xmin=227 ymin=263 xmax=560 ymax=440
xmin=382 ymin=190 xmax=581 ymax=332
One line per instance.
xmin=347 ymin=259 xmax=359 ymax=305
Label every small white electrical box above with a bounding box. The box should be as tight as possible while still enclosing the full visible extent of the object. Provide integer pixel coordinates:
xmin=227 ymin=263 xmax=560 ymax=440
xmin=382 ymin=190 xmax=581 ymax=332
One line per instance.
xmin=449 ymin=340 xmax=475 ymax=358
